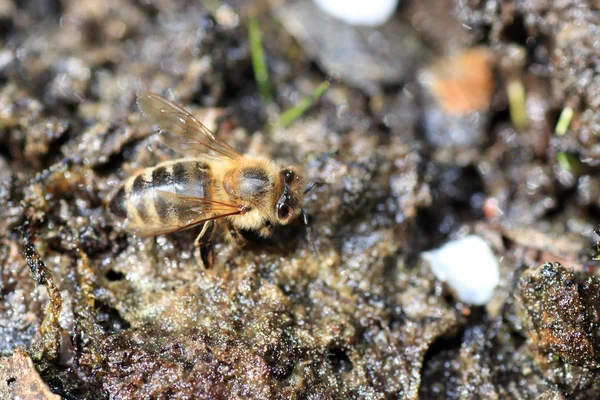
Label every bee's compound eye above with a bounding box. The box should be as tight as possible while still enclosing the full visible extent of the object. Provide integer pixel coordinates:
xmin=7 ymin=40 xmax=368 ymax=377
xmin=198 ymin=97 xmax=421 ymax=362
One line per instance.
xmin=283 ymin=169 xmax=295 ymax=184
xmin=277 ymin=203 xmax=291 ymax=220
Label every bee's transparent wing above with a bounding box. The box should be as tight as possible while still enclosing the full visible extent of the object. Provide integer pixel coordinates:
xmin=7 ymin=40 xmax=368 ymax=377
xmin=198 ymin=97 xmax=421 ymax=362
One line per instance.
xmin=125 ymin=191 xmax=244 ymax=237
xmin=137 ymin=92 xmax=241 ymax=160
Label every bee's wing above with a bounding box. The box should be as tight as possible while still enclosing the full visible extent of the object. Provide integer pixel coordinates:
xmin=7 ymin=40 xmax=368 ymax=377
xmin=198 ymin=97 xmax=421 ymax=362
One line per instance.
xmin=137 ymin=92 xmax=242 ymax=160
xmin=126 ymin=191 xmax=243 ymax=237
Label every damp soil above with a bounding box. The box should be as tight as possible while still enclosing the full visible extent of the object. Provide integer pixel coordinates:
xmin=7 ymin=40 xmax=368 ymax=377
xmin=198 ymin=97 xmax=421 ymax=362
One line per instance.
xmin=1 ymin=0 xmax=600 ymax=399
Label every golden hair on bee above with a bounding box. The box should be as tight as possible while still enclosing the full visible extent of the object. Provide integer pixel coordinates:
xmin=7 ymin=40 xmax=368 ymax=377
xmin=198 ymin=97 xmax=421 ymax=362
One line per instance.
xmin=108 ymin=92 xmax=316 ymax=268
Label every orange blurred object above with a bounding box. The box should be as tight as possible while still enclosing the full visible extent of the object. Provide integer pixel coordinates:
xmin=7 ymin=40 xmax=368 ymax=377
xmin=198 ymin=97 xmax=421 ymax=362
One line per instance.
xmin=427 ymin=47 xmax=495 ymax=115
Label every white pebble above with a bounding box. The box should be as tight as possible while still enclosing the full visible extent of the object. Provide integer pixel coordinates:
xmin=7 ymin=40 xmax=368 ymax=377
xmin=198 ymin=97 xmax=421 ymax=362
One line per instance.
xmin=313 ymin=0 xmax=399 ymax=26
xmin=422 ymin=235 xmax=499 ymax=305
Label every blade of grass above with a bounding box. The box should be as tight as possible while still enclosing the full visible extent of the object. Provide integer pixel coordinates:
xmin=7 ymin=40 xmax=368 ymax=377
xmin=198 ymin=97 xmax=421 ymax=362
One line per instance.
xmin=249 ymin=17 xmax=272 ymax=105
xmin=507 ymin=79 xmax=527 ymax=130
xmin=279 ymin=81 xmax=330 ymax=128
xmin=555 ymin=106 xmax=573 ymax=136
xmin=556 ymin=152 xmax=571 ymax=172
xmin=556 ymin=151 xmax=581 ymax=174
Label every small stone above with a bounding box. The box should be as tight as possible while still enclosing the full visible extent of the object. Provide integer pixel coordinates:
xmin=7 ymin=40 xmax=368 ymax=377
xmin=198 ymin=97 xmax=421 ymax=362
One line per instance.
xmin=313 ymin=0 xmax=399 ymax=26
xmin=422 ymin=235 xmax=499 ymax=305
xmin=275 ymin=1 xmax=427 ymax=93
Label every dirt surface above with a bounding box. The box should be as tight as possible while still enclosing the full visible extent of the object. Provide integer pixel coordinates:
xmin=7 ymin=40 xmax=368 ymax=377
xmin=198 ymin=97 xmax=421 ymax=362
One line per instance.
xmin=0 ymin=348 xmax=60 ymax=399
xmin=1 ymin=0 xmax=600 ymax=399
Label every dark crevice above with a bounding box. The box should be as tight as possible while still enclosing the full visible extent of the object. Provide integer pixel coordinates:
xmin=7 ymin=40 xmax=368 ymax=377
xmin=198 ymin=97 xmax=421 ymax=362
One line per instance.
xmin=105 ymin=269 xmax=125 ymax=282
xmin=501 ymin=14 xmax=528 ymax=45
xmin=94 ymin=301 xmax=131 ymax=333
xmin=91 ymin=138 xmax=145 ymax=176
xmin=40 ymin=125 xmax=73 ymax=169
xmin=327 ymin=346 xmax=353 ymax=373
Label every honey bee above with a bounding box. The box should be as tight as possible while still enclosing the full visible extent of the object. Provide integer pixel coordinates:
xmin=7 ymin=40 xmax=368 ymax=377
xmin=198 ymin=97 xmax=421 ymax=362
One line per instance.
xmin=108 ymin=92 xmax=316 ymax=268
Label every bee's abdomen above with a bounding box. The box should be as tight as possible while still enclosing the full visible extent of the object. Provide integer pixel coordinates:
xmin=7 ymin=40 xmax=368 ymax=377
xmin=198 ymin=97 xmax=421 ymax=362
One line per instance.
xmin=108 ymin=186 xmax=128 ymax=219
xmin=109 ymin=160 xmax=211 ymax=230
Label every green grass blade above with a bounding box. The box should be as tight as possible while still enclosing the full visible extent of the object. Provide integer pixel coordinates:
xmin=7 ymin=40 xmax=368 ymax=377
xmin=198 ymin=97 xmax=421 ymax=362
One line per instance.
xmin=279 ymin=81 xmax=330 ymax=128
xmin=249 ymin=17 xmax=272 ymax=105
xmin=555 ymin=106 xmax=573 ymax=136
xmin=507 ymin=80 xmax=527 ymax=129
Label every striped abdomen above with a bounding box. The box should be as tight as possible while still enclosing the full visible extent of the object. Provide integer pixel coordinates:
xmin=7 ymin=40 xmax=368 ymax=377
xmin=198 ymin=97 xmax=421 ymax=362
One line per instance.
xmin=109 ymin=160 xmax=211 ymax=233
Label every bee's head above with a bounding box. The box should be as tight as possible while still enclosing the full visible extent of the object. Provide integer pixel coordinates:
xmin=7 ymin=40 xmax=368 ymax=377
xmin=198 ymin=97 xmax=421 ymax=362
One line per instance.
xmin=275 ymin=167 xmax=303 ymax=224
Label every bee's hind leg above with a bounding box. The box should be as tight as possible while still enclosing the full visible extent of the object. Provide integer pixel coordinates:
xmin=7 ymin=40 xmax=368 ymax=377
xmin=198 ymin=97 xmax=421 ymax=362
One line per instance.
xmin=194 ymin=221 xmax=216 ymax=269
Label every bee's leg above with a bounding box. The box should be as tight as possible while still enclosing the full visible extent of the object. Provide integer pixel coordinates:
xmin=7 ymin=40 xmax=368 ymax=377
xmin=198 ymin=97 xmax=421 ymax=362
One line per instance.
xmin=258 ymin=221 xmax=274 ymax=238
xmin=194 ymin=221 xmax=216 ymax=269
xmin=226 ymin=222 xmax=248 ymax=248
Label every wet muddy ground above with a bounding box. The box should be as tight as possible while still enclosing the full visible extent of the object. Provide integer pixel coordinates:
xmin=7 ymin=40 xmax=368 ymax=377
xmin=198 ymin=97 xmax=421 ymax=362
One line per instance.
xmin=1 ymin=0 xmax=600 ymax=399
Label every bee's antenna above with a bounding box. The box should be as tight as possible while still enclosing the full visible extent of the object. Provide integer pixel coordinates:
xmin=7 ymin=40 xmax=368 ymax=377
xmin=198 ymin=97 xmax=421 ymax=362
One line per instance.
xmin=302 ymin=178 xmax=324 ymax=262
xmin=301 ymin=208 xmax=320 ymax=263
xmin=304 ymin=179 xmax=326 ymax=195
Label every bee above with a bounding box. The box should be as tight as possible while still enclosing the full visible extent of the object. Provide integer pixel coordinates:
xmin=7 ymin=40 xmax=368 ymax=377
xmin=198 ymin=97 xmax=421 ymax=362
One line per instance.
xmin=108 ymin=92 xmax=317 ymax=268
